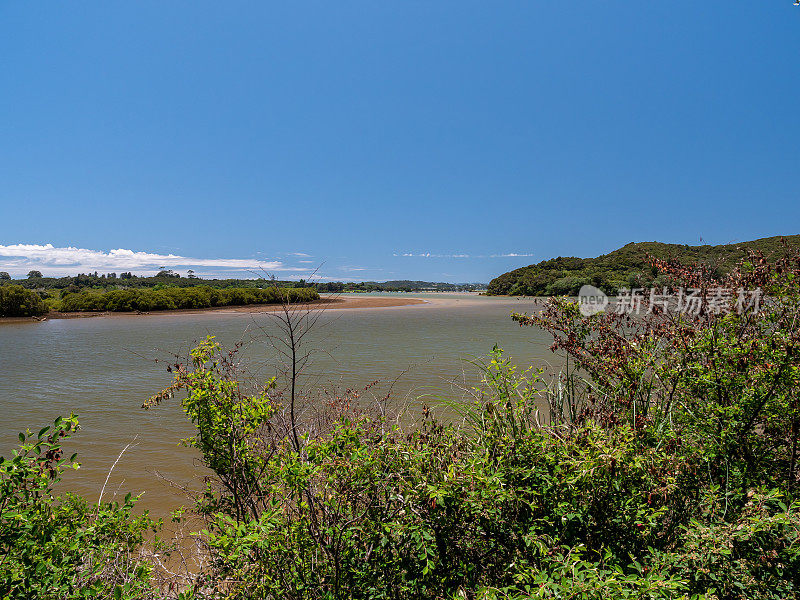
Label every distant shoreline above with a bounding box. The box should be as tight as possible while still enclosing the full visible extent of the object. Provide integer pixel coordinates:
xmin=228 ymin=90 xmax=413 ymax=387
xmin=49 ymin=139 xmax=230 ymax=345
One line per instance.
xmin=0 ymin=296 xmax=428 ymax=324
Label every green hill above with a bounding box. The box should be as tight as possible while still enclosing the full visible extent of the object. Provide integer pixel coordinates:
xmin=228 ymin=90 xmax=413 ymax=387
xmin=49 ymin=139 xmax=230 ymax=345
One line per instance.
xmin=486 ymin=235 xmax=800 ymax=296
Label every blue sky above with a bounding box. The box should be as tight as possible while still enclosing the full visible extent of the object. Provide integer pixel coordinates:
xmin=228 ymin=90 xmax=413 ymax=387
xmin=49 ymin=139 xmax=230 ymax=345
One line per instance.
xmin=0 ymin=2 xmax=798 ymax=282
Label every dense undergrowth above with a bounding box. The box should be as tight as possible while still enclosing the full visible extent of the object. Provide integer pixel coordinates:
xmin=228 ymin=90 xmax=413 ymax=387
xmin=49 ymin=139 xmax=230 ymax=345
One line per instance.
xmin=2 ymin=250 xmax=800 ymax=598
xmin=2 ymin=271 xmax=481 ymax=295
xmin=0 ymin=284 xmax=49 ymax=317
xmin=0 ymin=285 xmax=319 ymax=316
xmin=58 ymin=286 xmax=319 ymax=313
xmin=486 ymin=234 xmax=800 ymax=296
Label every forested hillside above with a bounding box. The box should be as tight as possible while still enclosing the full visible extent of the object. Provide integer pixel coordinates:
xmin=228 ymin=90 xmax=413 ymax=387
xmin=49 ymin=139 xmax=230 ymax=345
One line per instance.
xmin=487 ymin=235 xmax=800 ymax=296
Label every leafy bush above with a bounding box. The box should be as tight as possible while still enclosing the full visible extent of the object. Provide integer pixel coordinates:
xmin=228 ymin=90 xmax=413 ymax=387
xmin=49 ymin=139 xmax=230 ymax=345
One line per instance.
xmin=146 ymin=341 xmax=704 ymax=598
xmin=59 ymin=286 xmax=319 ymax=312
xmin=0 ymin=284 xmax=48 ymax=317
xmin=0 ymin=416 xmax=162 ymax=599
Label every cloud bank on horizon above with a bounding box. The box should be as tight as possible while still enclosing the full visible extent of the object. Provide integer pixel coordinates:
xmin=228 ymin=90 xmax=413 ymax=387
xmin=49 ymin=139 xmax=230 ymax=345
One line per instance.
xmin=0 ymin=244 xmax=311 ymax=277
xmin=393 ymin=252 xmax=535 ymax=259
xmin=0 ymin=243 xmax=538 ymax=282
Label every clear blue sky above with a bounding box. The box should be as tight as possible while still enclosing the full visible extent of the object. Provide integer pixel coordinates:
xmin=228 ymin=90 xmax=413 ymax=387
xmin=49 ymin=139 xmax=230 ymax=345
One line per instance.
xmin=1 ymin=2 xmax=798 ymax=282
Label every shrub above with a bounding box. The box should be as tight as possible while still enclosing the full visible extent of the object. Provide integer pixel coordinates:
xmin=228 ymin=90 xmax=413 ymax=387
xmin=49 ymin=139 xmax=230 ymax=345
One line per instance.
xmin=0 ymin=416 xmax=162 ymax=599
xmin=0 ymin=284 xmax=48 ymax=317
xmin=58 ymin=286 xmax=319 ymax=312
xmin=143 ymin=343 xmax=700 ymax=598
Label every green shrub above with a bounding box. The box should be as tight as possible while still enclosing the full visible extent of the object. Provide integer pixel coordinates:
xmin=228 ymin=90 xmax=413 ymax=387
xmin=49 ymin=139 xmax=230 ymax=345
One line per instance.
xmin=0 ymin=284 xmax=48 ymax=317
xmin=143 ymin=343 xmax=702 ymax=598
xmin=59 ymin=286 xmax=319 ymax=312
xmin=0 ymin=416 xmax=162 ymax=599
xmin=654 ymin=488 xmax=800 ymax=600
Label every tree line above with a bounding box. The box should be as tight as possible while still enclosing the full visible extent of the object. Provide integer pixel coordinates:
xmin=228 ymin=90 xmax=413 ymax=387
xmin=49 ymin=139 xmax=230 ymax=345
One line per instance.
xmin=0 ymin=284 xmax=319 ymax=317
xmin=59 ymin=286 xmax=319 ymax=313
xmin=1 ymin=270 xmax=307 ymax=292
xmin=1 ymin=271 xmax=486 ymax=294
xmin=0 ymin=285 xmax=48 ymax=317
xmin=315 ymin=280 xmax=486 ymax=293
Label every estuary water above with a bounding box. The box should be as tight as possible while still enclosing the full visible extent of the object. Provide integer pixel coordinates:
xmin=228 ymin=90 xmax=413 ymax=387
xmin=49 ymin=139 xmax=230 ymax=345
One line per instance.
xmin=0 ymin=293 xmax=558 ymax=515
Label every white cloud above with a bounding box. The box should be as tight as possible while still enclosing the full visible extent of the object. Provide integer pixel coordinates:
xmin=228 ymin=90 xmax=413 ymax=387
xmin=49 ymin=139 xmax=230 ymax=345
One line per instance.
xmin=0 ymin=243 xmax=311 ymax=276
xmin=394 ymin=251 xmax=534 ymax=259
xmin=393 ymin=252 xmax=472 ymax=258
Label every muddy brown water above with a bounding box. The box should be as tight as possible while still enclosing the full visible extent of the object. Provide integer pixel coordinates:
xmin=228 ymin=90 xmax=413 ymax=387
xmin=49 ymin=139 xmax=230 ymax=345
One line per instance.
xmin=0 ymin=294 xmax=560 ymax=516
